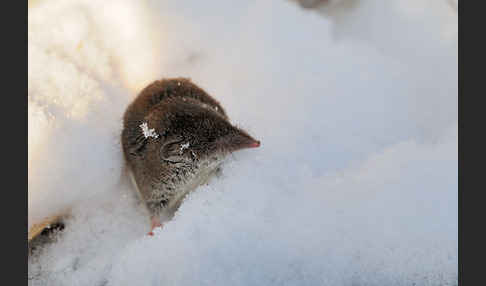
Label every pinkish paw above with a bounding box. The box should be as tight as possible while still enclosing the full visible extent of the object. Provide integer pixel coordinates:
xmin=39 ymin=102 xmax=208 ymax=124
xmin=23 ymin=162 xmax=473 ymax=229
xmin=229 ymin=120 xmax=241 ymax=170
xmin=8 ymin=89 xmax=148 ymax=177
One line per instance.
xmin=147 ymin=224 xmax=163 ymax=236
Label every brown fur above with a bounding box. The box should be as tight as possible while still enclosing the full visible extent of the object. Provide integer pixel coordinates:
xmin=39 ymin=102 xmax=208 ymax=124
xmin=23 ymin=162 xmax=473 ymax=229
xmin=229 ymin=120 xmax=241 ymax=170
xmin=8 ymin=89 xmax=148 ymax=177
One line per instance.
xmin=121 ymin=78 xmax=259 ymax=222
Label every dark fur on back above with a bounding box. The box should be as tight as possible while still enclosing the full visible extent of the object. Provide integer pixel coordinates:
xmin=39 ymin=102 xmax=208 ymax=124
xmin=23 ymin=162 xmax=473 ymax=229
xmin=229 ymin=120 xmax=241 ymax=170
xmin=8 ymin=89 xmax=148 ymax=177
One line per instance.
xmin=121 ymin=78 xmax=259 ymax=219
xmin=122 ymin=78 xmax=227 ymax=159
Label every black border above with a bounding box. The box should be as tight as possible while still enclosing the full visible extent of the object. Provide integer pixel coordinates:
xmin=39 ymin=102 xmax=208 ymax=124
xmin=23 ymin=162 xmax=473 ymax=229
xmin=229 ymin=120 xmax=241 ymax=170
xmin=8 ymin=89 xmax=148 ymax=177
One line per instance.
xmin=4 ymin=0 xmax=27 ymax=284
xmin=458 ymin=0 xmax=462 ymax=283
xmin=459 ymin=1 xmax=480 ymax=285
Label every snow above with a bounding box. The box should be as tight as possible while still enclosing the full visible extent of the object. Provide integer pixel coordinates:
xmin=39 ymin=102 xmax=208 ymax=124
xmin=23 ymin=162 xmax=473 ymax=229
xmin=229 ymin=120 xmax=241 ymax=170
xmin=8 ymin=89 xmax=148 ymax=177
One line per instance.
xmin=180 ymin=142 xmax=191 ymax=153
xmin=139 ymin=122 xmax=159 ymax=139
xmin=28 ymin=0 xmax=457 ymax=285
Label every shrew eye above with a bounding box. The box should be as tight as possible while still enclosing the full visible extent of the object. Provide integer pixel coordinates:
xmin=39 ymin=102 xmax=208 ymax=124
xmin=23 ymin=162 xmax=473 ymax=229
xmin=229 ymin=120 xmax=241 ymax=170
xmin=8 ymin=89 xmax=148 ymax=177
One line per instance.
xmin=160 ymin=138 xmax=193 ymax=164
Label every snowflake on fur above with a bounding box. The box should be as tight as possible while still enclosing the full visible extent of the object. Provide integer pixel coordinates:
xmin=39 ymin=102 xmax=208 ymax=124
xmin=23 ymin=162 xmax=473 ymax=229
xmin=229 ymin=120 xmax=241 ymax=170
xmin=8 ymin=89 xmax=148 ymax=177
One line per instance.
xmin=139 ymin=122 xmax=159 ymax=139
xmin=179 ymin=142 xmax=190 ymax=154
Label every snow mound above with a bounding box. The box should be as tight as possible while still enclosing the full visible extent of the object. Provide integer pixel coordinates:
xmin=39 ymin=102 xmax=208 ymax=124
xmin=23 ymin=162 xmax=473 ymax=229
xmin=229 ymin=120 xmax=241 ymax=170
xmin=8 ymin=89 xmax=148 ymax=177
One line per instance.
xmin=28 ymin=0 xmax=457 ymax=285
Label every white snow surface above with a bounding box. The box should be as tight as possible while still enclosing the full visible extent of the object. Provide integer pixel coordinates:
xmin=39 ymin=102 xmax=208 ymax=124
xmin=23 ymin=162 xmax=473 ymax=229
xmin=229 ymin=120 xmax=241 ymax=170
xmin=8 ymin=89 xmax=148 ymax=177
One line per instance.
xmin=28 ymin=0 xmax=457 ymax=285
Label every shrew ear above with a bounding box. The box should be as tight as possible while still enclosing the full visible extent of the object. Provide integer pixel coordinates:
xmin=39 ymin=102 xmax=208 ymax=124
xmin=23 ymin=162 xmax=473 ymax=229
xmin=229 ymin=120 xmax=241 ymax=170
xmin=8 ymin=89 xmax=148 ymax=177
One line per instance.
xmin=159 ymin=137 xmax=193 ymax=164
xmin=127 ymin=134 xmax=149 ymax=157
